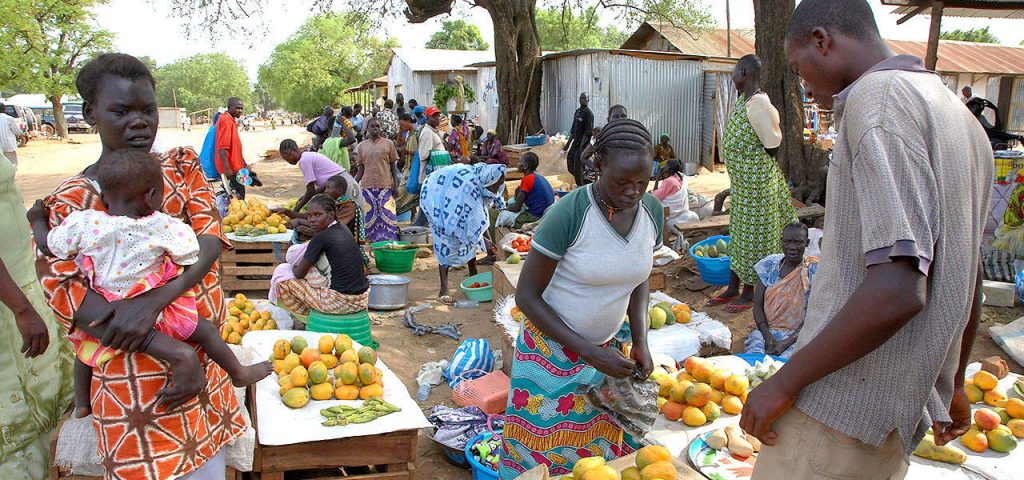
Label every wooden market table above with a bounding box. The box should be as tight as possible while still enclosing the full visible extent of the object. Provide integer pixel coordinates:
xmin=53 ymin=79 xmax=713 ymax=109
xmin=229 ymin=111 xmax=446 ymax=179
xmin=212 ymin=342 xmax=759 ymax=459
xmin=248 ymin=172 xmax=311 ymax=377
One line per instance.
xmin=243 ymin=385 xmax=419 ymax=480
xmin=221 ymin=239 xmax=290 ymax=292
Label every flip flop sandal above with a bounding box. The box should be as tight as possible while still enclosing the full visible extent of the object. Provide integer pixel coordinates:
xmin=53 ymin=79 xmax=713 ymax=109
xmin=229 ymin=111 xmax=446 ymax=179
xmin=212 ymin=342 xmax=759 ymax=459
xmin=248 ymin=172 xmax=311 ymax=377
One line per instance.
xmin=438 ymin=294 xmax=455 ymax=306
xmin=725 ymin=304 xmax=753 ymax=313
xmin=707 ymin=294 xmax=738 ymax=306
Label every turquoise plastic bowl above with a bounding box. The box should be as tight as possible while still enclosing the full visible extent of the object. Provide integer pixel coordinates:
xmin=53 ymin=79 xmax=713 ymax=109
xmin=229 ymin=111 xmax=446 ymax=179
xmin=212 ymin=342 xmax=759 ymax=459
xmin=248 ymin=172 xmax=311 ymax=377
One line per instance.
xmin=460 ymin=272 xmax=494 ymax=303
xmin=689 ymin=235 xmax=732 ymax=286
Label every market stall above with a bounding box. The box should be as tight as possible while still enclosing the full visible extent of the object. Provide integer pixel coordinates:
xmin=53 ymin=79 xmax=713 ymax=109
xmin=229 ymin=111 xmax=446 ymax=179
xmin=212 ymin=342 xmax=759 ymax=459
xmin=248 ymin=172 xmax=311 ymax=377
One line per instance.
xmin=221 ymin=197 xmax=294 ymax=292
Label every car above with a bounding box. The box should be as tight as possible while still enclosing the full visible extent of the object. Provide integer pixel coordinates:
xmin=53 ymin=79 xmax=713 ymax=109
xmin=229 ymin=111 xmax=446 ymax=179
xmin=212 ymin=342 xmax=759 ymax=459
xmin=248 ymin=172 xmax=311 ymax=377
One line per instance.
xmin=63 ymin=103 xmax=91 ymax=133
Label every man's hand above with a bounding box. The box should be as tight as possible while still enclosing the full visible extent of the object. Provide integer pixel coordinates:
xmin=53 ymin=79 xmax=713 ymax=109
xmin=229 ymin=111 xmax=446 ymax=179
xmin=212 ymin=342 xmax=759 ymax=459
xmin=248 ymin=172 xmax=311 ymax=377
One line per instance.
xmin=933 ymin=387 xmax=972 ymax=446
xmin=14 ymin=306 xmax=49 ymax=358
xmin=27 ymin=199 xmax=47 ymax=224
xmin=629 ymin=342 xmax=653 ymax=380
xmin=96 ymin=292 xmax=165 ymax=352
xmin=739 ymin=374 xmax=799 ymax=445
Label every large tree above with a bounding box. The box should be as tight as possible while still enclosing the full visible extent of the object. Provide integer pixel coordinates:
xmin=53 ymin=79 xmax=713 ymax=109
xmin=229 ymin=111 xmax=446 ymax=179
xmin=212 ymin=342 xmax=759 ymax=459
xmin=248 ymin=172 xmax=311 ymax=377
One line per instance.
xmin=940 ymin=26 xmax=999 ymax=44
xmin=1 ymin=0 xmax=113 ymax=138
xmin=535 ymin=6 xmax=628 ymax=51
xmin=257 ymin=12 xmax=398 ymax=116
xmin=426 ymin=19 xmax=489 ymax=50
xmin=154 ymin=53 xmax=252 ymax=114
xmin=168 ymin=0 xmax=708 ymax=144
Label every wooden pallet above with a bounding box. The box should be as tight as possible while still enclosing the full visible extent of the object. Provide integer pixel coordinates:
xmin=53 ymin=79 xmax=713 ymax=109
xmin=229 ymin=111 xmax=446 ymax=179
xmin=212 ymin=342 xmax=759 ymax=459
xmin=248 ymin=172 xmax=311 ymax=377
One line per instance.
xmin=244 ymin=386 xmax=418 ymax=480
xmin=221 ymin=241 xmax=288 ymax=292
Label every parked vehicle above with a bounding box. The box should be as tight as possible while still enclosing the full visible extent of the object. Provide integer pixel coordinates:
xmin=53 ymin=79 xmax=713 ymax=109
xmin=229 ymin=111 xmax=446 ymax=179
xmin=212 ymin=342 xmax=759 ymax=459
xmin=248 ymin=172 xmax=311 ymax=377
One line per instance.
xmin=63 ymin=103 xmax=90 ymax=132
xmin=29 ymin=107 xmax=55 ymax=136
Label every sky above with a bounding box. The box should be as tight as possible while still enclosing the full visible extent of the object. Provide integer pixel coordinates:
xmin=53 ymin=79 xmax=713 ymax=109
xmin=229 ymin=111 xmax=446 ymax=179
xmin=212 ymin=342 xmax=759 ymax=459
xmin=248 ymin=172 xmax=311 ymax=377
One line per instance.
xmin=94 ymin=0 xmax=1024 ymax=82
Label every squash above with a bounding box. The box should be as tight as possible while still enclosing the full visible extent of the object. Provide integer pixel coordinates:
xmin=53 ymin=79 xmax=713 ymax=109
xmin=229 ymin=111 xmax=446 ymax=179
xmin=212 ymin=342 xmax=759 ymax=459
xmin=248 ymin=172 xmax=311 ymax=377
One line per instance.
xmin=745 ymin=433 xmax=762 ymax=453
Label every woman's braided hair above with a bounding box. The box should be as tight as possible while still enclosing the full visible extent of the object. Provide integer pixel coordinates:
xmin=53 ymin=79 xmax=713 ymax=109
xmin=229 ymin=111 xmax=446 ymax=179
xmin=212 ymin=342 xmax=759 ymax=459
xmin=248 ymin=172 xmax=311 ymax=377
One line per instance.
xmin=592 ymin=118 xmax=654 ymax=163
xmin=308 ymin=194 xmax=337 ymax=216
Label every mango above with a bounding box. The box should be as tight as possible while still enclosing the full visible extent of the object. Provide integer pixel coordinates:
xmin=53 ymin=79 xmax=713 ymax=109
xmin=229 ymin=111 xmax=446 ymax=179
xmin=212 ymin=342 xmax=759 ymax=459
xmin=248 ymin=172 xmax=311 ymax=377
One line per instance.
xmin=662 ymin=400 xmax=684 ymax=421
xmin=310 ymin=382 xmax=334 ymax=400
xmin=580 ymin=465 xmax=617 ymax=480
xmin=657 ymin=397 xmax=668 ymax=412
xmin=974 ymin=370 xmax=999 ymax=391
xmin=692 ymin=361 xmax=713 ymax=384
xmin=1006 ymin=398 xmax=1024 ymax=419
xmin=358 ymin=346 xmax=377 ymax=365
xmin=668 ymin=382 xmax=688 ymax=404
xmin=227 ymin=332 xmax=241 ymax=345
xmin=318 ymin=335 xmax=335 ymax=354
xmin=340 ymin=349 xmax=358 ymax=365
xmin=265 ymin=318 xmax=277 ymax=330
xmin=272 ymin=339 xmax=290 ymax=360
xmin=682 ymin=406 xmax=707 ymax=426
xmin=675 ymin=371 xmax=695 ymax=383
xmin=506 ymin=253 xmax=522 ymax=264
xmin=709 ymin=389 xmax=726 ymax=405
xmin=635 ymin=445 xmax=671 ymax=471
xmin=621 ymin=466 xmax=641 ymax=480
xmin=1007 ymin=418 xmax=1024 ymax=438
xmin=572 ymin=457 xmax=605 ymax=480
xmin=282 ymin=387 xmax=309 ymax=408
xmin=290 ymin=366 xmax=308 ymax=387
xmin=272 ymin=359 xmax=285 ymax=375
xmin=987 ymin=429 xmax=1018 ymax=453
xmin=984 ymin=389 xmax=1008 ymax=408
xmin=277 ymin=375 xmax=291 ymax=387
xmin=359 ymin=383 xmax=383 ymax=400
xmin=335 ymin=334 xmax=353 ymax=354
xmin=319 ymin=354 xmax=338 ymax=369
xmin=709 ymin=369 xmax=730 ymax=391
xmin=702 ymin=402 xmax=722 ymax=422
xmin=335 ymin=384 xmax=359 ymax=400
xmin=965 ymin=383 xmax=984 ymax=403
xmin=358 ymin=363 xmax=376 ymax=385
xmin=648 ymin=307 xmax=667 ymax=329
xmin=961 ymin=429 xmax=989 ymax=453
xmin=336 ymin=362 xmax=359 ymax=385
xmin=308 ymin=361 xmax=329 ymax=384
xmin=722 ymin=395 xmax=743 ymax=415
xmin=683 ymin=356 xmax=705 ymax=374
xmin=640 ymin=460 xmax=677 ymax=480
xmin=724 ymin=374 xmax=749 ymax=396
xmin=975 ymin=408 xmax=1002 ymax=431
xmin=300 ymin=347 xmax=320 ymax=368
xmin=291 ymin=336 xmax=308 ymax=354
xmin=685 ymin=383 xmax=712 ymax=407
xmin=655 ymin=375 xmax=674 ymax=397
xmin=261 ymin=310 xmax=271 ymax=320
xmin=707 ymin=245 xmax=719 ymax=258
xmin=996 ymin=408 xmax=1011 ymax=425
xmin=654 ymin=302 xmax=676 ymax=325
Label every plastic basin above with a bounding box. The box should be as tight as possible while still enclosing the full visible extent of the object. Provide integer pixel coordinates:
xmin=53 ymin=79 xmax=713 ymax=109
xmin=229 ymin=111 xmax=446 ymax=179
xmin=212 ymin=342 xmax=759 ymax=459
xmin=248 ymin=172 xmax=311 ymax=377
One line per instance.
xmin=465 ymin=432 xmax=499 ymax=480
xmin=525 ymin=134 xmax=548 ymax=147
xmin=460 ymin=272 xmax=494 ymax=303
xmin=688 ymin=235 xmax=732 ymax=286
xmin=372 ymin=241 xmax=417 ymax=274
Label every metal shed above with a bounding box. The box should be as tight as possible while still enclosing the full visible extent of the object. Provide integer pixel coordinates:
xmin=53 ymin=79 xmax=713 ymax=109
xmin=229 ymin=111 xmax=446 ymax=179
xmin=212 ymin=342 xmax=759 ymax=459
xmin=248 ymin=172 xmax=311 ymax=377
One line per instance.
xmin=541 ymin=49 xmax=707 ymax=168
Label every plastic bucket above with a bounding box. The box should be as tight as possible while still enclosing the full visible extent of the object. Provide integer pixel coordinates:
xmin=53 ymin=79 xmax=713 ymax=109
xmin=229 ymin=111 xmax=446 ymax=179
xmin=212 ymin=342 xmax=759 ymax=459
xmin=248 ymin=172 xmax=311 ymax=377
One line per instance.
xmin=306 ymin=309 xmax=378 ymax=349
xmin=689 ymin=235 xmax=732 ymax=285
xmin=372 ymin=241 xmax=418 ymax=274
xmin=465 ymin=432 xmax=500 ymax=480
xmin=460 ymin=272 xmax=494 ymax=302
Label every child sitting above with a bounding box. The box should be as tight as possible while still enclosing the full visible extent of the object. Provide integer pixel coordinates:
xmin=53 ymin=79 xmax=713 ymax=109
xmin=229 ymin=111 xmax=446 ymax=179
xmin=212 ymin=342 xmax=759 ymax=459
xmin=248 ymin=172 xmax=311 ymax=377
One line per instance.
xmin=34 ymin=150 xmax=272 ymax=417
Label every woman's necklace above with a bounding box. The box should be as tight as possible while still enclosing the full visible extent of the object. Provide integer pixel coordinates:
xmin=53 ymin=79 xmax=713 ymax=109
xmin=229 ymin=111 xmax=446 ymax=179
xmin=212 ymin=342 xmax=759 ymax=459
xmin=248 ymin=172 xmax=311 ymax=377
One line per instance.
xmin=594 ymin=184 xmax=621 ymax=221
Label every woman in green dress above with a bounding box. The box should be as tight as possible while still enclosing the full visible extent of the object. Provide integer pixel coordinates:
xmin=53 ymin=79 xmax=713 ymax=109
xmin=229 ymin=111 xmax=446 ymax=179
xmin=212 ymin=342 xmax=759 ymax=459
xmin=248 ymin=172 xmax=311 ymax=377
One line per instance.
xmin=715 ymin=55 xmax=796 ymax=312
xmin=0 ymin=155 xmax=74 ymax=479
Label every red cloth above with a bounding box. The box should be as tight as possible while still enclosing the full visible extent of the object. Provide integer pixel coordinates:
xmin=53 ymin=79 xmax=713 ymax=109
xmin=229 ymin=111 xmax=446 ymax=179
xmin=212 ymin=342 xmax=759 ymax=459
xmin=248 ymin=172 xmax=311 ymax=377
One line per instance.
xmin=214 ymin=114 xmax=244 ymax=174
xmin=520 ymin=173 xmax=535 ymax=193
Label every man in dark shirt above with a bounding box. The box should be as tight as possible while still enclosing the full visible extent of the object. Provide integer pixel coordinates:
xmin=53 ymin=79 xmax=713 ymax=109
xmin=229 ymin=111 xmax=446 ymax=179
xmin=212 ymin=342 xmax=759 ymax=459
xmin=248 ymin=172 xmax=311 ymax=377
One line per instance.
xmin=563 ymin=92 xmax=594 ymax=186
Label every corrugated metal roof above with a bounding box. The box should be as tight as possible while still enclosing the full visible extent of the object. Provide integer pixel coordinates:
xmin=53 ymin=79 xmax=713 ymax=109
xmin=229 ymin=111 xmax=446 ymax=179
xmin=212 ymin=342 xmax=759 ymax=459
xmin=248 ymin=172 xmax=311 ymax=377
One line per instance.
xmin=882 ymin=0 xmax=1024 ymax=19
xmin=626 ymin=22 xmax=1024 ymax=75
xmin=388 ymin=48 xmax=495 ymax=73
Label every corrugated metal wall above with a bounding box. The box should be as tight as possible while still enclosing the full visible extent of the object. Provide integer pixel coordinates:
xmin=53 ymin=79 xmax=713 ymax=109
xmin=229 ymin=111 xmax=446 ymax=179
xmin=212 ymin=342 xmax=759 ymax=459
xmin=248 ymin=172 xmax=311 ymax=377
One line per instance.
xmin=541 ymin=52 xmax=705 ymax=164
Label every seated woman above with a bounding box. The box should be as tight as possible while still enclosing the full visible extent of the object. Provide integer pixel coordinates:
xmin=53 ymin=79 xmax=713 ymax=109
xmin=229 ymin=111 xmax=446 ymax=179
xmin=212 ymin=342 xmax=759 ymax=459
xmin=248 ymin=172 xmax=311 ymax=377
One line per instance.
xmin=744 ymin=222 xmax=818 ymax=358
xmin=274 ymin=195 xmax=369 ymax=317
xmin=479 ymin=129 xmax=508 ymax=165
xmin=651 ymin=160 xmax=699 ymax=251
xmin=653 ymin=134 xmax=675 ymax=175
xmin=481 ymin=152 xmax=554 ymax=264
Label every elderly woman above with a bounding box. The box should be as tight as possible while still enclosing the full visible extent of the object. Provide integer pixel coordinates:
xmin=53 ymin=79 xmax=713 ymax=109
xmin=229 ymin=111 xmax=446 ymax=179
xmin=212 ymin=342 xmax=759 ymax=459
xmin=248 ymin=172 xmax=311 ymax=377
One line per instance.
xmin=420 ymin=163 xmax=506 ymax=304
xmin=33 ymin=53 xmax=244 ymax=479
xmin=0 ymin=143 xmax=73 ymax=479
xmin=499 ymin=119 xmax=663 ymax=479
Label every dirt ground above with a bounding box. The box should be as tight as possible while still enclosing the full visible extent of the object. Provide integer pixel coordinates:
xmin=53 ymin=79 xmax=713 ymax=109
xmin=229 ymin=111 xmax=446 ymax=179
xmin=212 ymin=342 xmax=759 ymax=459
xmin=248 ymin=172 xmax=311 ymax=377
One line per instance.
xmin=15 ymin=126 xmax=1022 ymax=479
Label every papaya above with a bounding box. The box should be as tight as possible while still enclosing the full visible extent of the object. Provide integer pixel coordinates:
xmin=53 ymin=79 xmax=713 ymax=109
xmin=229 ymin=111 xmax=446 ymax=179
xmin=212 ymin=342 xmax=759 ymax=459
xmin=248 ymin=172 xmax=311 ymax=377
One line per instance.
xmin=359 ymin=383 xmax=384 ymax=400
xmin=290 ymin=336 xmax=308 ymax=354
xmin=357 ymin=346 xmax=377 ymax=365
xmin=913 ymin=434 xmax=966 ymax=464
xmin=336 ymin=362 xmax=359 ymax=385
xmin=272 ymin=339 xmax=290 ymax=360
xmin=635 ymin=445 xmax=671 ymax=471
xmin=318 ymin=334 xmax=335 ymax=354
xmin=580 ymin=465 xmax=617 ymax=480
xmin=639 ymin=460 xmax=677 ymax=480
xmin=987 ymin=429 xmax=1018 ymax=453
xmin=310 ymin=382 xmax=334 ymax=401
xmin=334 ymin=334 xmax=353 ymax=354
xmin=282 ymin=387 xmax=309 ymax=408
xmin=290 ymin=366 xmax=308 ymax=387
xmin=308 ymin=361 xmax=329 ymax=384
xmin=300 ymin=347 xmax=320 ymax=368
xmin=572 ymin=457 xmax=605 ymax=479
xmin=335 ymin=384 xmax=360 ymax=400
xmin=358 ymin=363 xmax=376 ymax=385
xmin=319 ymin=353 xmax=338 ymax=369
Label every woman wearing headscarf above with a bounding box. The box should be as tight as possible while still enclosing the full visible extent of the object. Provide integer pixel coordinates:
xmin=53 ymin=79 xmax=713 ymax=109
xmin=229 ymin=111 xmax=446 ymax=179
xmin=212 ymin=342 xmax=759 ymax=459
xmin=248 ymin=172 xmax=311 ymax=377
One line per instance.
xmin=420 ymin=163 xmax=506 ymax=304
xmin=499 ymin=119 xmax=663 ymax=479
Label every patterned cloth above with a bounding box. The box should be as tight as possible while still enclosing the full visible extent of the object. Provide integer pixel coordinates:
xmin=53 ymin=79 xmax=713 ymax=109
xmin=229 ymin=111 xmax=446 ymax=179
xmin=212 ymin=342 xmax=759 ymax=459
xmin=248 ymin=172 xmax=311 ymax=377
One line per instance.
xmin=754 ymin=255 xmax=818 ymax=331
xmin=36 ymin=147 xmax=245 ymax=480
xmin=377 ymin=109 xmax=399 ymax=140
xmin=499 ymin=312 xmax=638 ymax=479
xmin=276 ymin=277 xmax=369 ymax=315
xmin=421 ymin=163 xmax=506 ymax=267
xmin=361 ymin=188 xmax=398 ymax=243
xmin=993 ymin=181 xmax=1024 ymax=257
xmin=722 ymin=96 xmax=796 ymax=285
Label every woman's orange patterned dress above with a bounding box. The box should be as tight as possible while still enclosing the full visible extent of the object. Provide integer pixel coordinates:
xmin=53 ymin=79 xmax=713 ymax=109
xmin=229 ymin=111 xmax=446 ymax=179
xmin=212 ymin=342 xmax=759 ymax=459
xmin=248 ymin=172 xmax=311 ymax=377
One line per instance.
xmin=35 ymin=147 xmax=245 ymax=480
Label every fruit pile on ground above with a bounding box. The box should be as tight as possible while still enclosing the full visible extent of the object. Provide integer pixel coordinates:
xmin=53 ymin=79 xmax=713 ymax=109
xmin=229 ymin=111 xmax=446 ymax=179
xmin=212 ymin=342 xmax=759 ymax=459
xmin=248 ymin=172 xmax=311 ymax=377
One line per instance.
xmin=318 ymin=397 xmax=401 ymax=426
xmin=693 ymin=238 xmax=730 ymax=258
xmin=965 ymin=370 xmax=1010 ymax=407
xmin=223 ymin=198 xmax=287 ymax=235
xmin=959 ymin=406 xmax=1021 ymax=454
xmin=704 ymin=424 xmax=761 ymax=459
xmin=647 ymin=301 xmax=690 ymax=330
xmin=568 ymin=445 xmax=678 ymax=480
xmin=219 ymin=293 xmax=277 ymax=344
xmin=272 ymin=334 xmax=385 ymax=409
xmin=652 ymin=356 xmax=748 ymax=427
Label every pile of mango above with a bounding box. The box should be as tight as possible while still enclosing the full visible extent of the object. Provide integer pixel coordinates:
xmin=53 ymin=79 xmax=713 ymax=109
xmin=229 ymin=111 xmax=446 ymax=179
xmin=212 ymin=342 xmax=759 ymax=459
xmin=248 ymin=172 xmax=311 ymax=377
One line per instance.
xmin=219 ymin=293 xmax=277 ymax=344
xmin=647 ymin=302 xmax=691 ymax=330
xmin=652 ymin=356 xmax=748 ymax=427
xmin=223 ymin=198 xmax=286 ymax=235
xmin=272 ymin=334 xmax=385 ymax=409
xmin=693 ymin=238 xmax=729 ymax=258
xmin=965 ymin=370 xmax=1010 ymax=407
xmin=959 ymin=404 xmax=1022 ymax=454
xmin=569 ymin=446 xmax=678 ymax=480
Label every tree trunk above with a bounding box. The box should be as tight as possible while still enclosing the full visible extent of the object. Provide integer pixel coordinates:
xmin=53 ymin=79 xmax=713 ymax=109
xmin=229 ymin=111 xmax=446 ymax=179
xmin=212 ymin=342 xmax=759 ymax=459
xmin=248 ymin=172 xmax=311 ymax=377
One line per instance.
xmin=753 ymin=0 xmax=816 ymax=199
xmin=50 ymin=95 xmax=69 ymax=139
xmin=479 ymin=0 xmax=543 ymax=144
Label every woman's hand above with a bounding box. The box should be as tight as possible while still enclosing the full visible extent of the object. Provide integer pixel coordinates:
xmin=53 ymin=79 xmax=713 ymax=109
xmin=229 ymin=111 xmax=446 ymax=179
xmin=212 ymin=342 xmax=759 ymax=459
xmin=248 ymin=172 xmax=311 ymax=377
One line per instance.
xmin=14 ymin=306 xmax=49 ymax=358
xmin=95 ymin=291 xmax=165 ymax=352
xmin=629 ymin=342 xmax=653 ymax=380
xmin=584 ymin=345 xmax=636 ymax=379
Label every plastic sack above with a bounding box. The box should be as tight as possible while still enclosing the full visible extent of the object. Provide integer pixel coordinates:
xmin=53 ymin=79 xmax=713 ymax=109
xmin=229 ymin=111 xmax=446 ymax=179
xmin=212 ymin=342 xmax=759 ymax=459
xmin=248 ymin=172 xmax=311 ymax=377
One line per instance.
xmin=446 ymin=338 xmax=495 ymax=388
xmin=578 ymin=375 xmax=659 ymax=440
xmin=428 ymin=405 xmax=504 ymax=450
xmin=198 ymin=124 xmax=219 ymax=181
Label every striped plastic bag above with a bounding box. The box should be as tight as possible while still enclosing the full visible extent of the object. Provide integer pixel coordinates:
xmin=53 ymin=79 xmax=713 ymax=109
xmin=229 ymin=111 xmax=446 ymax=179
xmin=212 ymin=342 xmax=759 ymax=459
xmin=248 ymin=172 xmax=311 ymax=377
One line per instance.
xmin=446 ymin=338 xmax=494 ymax=388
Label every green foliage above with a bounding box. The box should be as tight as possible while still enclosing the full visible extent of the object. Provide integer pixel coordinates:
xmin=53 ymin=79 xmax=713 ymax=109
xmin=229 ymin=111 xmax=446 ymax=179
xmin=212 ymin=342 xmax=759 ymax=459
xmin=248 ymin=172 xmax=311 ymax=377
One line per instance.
xmin=258 ymin=12 xmax=398 ymax=116
xmin=940 ymin=27 xmax=999 ymax=44
xmin=254 ymin=81 xmax=279 ymax=113
xmin=426 ymin=19 xmax=489 ymax=50
xmin=432 ymin=82 xmax=476 ymax=113
xmin=154 ymin=53 xmax=252 ymax=113
xmin=536 ymin=6 xmax=628 ymax=51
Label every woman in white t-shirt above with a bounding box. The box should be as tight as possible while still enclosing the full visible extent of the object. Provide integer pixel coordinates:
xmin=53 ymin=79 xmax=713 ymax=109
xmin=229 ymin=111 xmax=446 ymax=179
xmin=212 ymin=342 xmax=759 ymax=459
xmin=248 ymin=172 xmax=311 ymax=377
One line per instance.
xmin=499 ymin=119 xmax=664 ymax=479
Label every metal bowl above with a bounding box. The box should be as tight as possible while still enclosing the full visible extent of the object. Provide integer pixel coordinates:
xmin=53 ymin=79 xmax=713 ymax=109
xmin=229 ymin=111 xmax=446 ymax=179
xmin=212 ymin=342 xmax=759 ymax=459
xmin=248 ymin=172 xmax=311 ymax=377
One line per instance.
xmin=367 ymin=274 xmax=411 ymax=310
xmin=683 ymin=161 xmax=701 ymax=176
xmin=399 ymin=226 xmax=429 ymax=244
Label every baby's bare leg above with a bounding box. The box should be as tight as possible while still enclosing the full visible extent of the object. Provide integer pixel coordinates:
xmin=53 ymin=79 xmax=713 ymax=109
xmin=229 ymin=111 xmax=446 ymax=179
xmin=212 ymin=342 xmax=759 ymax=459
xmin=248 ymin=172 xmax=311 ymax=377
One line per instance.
xmin=187 ymin=320 xmax=272 ymax=387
